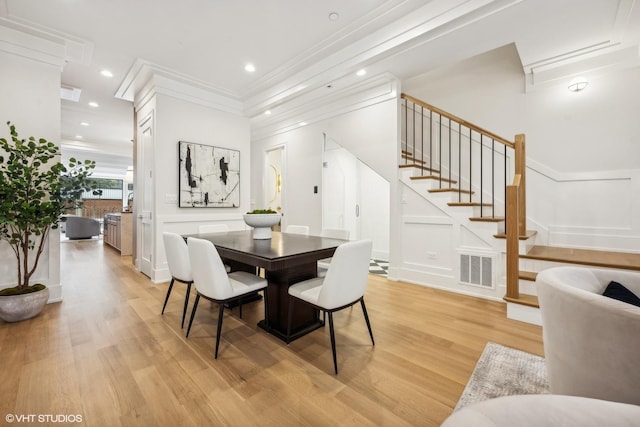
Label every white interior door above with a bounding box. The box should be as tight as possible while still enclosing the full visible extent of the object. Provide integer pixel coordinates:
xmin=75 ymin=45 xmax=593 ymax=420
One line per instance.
xmin=137 ymin=116 xmax=153 ymax=277
xmin=322 ymin=139 xmax=359 ymax=239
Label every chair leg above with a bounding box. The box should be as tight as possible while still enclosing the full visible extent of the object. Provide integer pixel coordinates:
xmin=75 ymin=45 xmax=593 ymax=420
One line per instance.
xmin=328 ymin=311 xmax=338 ymax=374
xmin=286 ymin=297 xmax=294 ymax=344
xmin=360 ymin=299 xmax=375 ymax=346
xmin=161 ymin=278 xmax=175 ymax=314
xmin=186 ymin=294 xmax=200 ymax=338
xmin=181 ymin=282 xmax=192 ymax=329
xmin=214 ymin=303 xmax=225 ymax=359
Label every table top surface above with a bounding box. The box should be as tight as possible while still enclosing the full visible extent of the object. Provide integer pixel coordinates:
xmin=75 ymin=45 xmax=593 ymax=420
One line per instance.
xmin=183 ymin=230 xmax=346 ymax=262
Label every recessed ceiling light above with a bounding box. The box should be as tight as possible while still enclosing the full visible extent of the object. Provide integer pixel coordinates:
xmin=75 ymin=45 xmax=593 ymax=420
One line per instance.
xmin=100 ymin=69 xmax=113 ymax=78
xmin=265 ymin=110 xmax=272 ymax=116
xmin=75 ymin=135 xmax=83 ymax=139
xmin=244 ymin=63 xmax=256 ymax=73
xmin=299 ymin=121 xmax=307 ymax=127
xmin=88 ymin=101 xmax=99 ymax=108
xmin=329 ymin=12 xmax=339 ymax=21
xmin=356 ymin=69 xmax=367 ymax=77
xmin=80 ymin=122 xmax=89 ymax=126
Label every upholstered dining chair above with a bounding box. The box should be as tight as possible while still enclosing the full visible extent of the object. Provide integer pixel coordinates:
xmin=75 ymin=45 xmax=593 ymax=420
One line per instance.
xmin=317 ymin=228 xmax=350 ymax=277
xmin=161 ymin=232 xmax=194 ymax=328
xmin=286 ymin=239 xmax=374 ymax=374
xmin=185 ymin=237 xmax=268 ymax=359
xmin=284 ymin=224 xmax=309 ymax=235
xmin=198 ymin=223 xmax=231 ymax=273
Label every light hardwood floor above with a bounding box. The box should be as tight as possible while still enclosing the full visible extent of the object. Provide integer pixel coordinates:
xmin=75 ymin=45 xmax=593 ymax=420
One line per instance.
xmin=1 ymin=240 xmax=543 ymax=426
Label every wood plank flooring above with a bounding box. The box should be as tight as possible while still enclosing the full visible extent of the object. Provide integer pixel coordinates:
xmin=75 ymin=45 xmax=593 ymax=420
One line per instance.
xmin=0 ymin=240 xmax=543 ymax=426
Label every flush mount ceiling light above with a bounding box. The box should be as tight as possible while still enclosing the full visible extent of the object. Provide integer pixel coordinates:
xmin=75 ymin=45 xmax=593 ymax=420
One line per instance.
xmin=356 ymin=69 xmax=367 ymax=77
xmin=100 ymin=69 xmax=113 ymax=78
xmin=244 ymin=63 xmax=256 ymax=73
xmin=80 ymin=122 xmax=89 ymax=126
xmin=568 ymin=77 xmax=588 ymax=92
xmin=88 ymin=101 xmax=99 ymax=108
xmin=264 ymin=110 xmax=272 ymax=116
xmin=60 ymin=85 xmax=81 ymax=102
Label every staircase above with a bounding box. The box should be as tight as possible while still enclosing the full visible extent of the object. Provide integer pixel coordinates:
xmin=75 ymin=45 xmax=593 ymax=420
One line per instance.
xmin=400 ymin=93 xmax=639 ymax=324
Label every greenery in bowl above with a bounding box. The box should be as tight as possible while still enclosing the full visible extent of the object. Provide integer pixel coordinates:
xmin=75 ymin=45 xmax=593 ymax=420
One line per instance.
xmin=246 ymin=209 xmax=278 ymax=214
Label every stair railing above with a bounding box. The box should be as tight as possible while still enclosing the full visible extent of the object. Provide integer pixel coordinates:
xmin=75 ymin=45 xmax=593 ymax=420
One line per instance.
xmin=401 ymin=93 xmax=527 ymax=296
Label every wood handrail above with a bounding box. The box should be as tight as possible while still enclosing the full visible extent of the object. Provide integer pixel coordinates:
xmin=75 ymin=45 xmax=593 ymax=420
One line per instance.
xmin=401 ymin=93 xmax=515 ymax=149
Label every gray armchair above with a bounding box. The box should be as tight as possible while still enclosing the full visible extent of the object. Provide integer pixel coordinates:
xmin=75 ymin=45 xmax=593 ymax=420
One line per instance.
xmin=64 ymin=215 xmax=101 ymax=239
xmin=537 ymin=266 xmax=640 ymax=405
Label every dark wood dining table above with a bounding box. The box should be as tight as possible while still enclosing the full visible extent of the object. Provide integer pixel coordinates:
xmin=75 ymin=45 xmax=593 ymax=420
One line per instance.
xmin=183 ymin=230 xmax=347 ymax=342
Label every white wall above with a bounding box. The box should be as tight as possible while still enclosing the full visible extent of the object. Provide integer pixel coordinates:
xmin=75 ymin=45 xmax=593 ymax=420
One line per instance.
xmin=402 ymin=44 xmax=640 ymax=252
xmin=0 ymin=24 xmax=65 ymax=301
xmin=134 ymin=88 xmax=251 ymax=283
xmin=251 ymin=97 xmax=397 ymax=256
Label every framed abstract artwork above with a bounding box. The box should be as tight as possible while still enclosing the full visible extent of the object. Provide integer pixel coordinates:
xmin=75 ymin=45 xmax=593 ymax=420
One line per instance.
xmin=178 ymin=141 xmax=240 ymax=208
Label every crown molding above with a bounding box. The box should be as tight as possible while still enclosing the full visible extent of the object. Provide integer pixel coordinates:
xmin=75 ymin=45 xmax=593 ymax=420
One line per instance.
xmin=0 ymin=16 xmax=93 ymax=66
xmin=243 ymin=0 xmax=522 ymax=117
xmin=116 ymin=58 xmax=243 ymax=115
xmin=0 ymin=17 xmax=66 ymax=67
xmin=250 ymin=73 xmax=399 ymax=141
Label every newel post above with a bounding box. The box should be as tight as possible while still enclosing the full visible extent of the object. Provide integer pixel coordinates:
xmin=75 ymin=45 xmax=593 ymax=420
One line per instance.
xmin=514 ymin=134 xmax=526 ymax=236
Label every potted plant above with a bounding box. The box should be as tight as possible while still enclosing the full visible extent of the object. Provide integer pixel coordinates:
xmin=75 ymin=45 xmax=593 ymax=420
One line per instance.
xmin=243 ymin=209 xmax=281 ymax=239
xmin=0 ymin=122 xmax=95 ymax=322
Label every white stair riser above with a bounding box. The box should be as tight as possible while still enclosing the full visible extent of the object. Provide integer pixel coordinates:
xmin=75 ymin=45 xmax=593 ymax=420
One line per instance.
xmin=519 ymin=279 xmax=537 ymax=296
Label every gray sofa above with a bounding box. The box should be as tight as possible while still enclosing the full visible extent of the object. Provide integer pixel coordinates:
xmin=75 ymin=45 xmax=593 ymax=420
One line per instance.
xmin=537 ymin=266 xmax=640 ymax=405
xmin=441 ymin=395 xmax=640 ymax=427
xmin=64 ymin=215 xmax=101 ymax=239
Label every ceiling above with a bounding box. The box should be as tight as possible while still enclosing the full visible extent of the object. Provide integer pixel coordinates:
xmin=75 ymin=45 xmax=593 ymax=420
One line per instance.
xmin=1 ymin=0 xmax=638 ymax=177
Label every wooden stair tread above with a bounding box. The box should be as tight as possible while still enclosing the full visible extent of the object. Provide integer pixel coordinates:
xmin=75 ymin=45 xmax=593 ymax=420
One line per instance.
xmin=519 ymin=270 xmax=537 ymax=281
xmin=469 ymin=216 xmax=504 ymax=222
xmin=522 ymin=245 xmax=640 ymax=272
xmin=428 ymin=188 xmax=473 ymax=194
xmin=504 ymin=294 xmax=539 ymax=308
xmin=448 ymin=202 xmax=492 ymax=207
xmin=410 ymin=175 xmax=457 ymax=184
xmin=399 ymin=164 xmax=440 ymax=173
xmin=494 ymin=230 xmax=537 ymax=240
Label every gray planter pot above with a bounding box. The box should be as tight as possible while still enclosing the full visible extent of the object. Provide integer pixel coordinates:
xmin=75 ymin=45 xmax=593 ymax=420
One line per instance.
xmin=0 ymin=287 xmax=50 ymax=322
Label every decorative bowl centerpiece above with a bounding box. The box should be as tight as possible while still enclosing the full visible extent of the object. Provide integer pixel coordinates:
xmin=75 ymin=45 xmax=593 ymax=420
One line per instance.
xmin=243 ymin=209 xmax=281 ymax=239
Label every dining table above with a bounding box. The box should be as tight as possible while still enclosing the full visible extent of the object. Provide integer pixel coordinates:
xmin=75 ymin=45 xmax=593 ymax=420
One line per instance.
xmin=183 ymin=230 xmax=348 ymax=342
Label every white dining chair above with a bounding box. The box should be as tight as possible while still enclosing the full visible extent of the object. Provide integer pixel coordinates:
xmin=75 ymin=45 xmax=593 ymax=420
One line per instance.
xmin=161 ymin=232 xmax=194 ymax=328
xmin=317 ymin=228 xmax=350 ymax=277
xmin=286 ymin=239 xmax=374 ymax=374
xmin=198 ymin=223 xmax=229 ymax=234
xmin=284 ymin=225 xmax=309 ymax=235
xmin=185 ymin=237 xmax=268 ymax=359
xmin=198 ymin=224 xmax=231 ymax=273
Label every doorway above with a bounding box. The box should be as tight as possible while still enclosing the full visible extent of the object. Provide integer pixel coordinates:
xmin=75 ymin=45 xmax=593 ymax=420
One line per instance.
xmin=264 ymin=146 xmax=285 ymax=231
xmin=322 ymin=136 xmax=390 ymax=260
xmin=137 ymin=114 xmax=154 ymax=277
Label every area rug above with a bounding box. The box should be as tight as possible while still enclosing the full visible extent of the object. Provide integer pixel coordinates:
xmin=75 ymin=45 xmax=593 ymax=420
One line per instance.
xmin=454 ymin=342 xmax=549 ymax=411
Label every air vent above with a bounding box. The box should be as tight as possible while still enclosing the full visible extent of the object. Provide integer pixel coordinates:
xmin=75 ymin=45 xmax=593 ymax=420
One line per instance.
xmin=459 ymin=252 xmax=494 ymax=288
xmin=60 ymin=85 xmax=82 ymax=102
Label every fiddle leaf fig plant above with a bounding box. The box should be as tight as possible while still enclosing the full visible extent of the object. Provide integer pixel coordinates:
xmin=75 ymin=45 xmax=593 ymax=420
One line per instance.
xmin=0 ymin=121 xmax=96 ymax=293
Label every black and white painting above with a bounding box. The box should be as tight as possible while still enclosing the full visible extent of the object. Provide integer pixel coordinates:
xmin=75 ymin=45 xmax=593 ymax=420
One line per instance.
xmin=178 ymin=141 xmax=240 ymax=208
